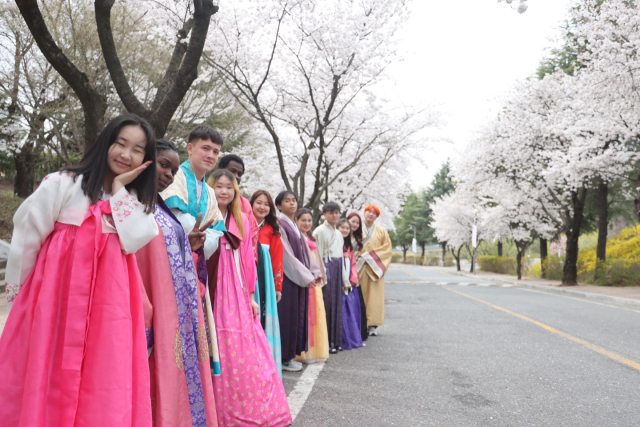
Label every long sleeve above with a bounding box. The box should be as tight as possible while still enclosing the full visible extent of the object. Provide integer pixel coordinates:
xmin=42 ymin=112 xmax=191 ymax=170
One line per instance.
xmin=171 ymin=208 xmax=223 ymax=260
xmin=269 ymin=233 xmax=284 ymax=292
xmin=5 ymin=174 xmax=66 ymax=303
xmin=110 ymin=187 xmax=159 ymax=254
xmin=342 ymin=253 xmax=351 ymax=289
xmin=240 ymin=216 xmax=257 ymax=294
xmin=281 ymin=229 xmax=316 ymax=288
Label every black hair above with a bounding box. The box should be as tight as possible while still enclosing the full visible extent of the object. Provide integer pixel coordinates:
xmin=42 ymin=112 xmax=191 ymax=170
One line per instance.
xmin=250 ymin=190 xmax=280 ymax=235
xmin=188 ymin=126 xmax=224 ymax=146
xmin=322 ymin=201 xmax=341 ymax=214
xmin=63 ymin=114 xmax=157 ymax=213
xmin=337 ymin=218 xmax=352 ymax=252
xmin=295 ymin=208 xmax=315 ymax=241
xmin=157 ymin=139 xmax=179 ymax=155
xmin=275 ymin=190 xmax=297 ymax=208
xmin=347 ymin=212 xmax=363 ymax=251
xmin=218 ymin=154 xmax=245 ymax=172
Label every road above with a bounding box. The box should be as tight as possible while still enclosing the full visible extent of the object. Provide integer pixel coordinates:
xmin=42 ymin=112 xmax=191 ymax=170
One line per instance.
xmin=285 ymin=264 xmax=640 ymax=426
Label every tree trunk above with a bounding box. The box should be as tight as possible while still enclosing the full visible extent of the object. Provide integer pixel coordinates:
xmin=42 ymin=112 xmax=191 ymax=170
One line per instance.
xmin=451 ymin=247 xmax=461 ymax=272
xmin=13 ymin=147 xmax=38 ymax=198
xmin=402 ymin=247 xmax=407 ymax=263
xmin=497 ymin=241 xmax=503 ymax=257
xmin=562 ymin=188 xmax=588 ymax=286
xmin=442 ymin=242 xmax=447 ymax=265
xmin=596 ymin=179 xmax=608 ymax=280
xmin=540 ymin=237 xmax=548 ymax=279
xmin=635 ymin=169 xmax=640 ymax=222
xmin=421 ymin=243 xmax=426 ymax=259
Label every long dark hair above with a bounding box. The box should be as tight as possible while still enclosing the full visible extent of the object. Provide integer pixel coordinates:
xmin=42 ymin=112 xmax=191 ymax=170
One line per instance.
xmin=250 ymin=190 xmax=280 ymax=235
xmin=295 ymin=208 xmax=315 ymax=241
xmin=347 ymin=212 xmax=363 ymax=251
xmin=63 ymin=114 xmax=157 ymax=213
xmin=337 ymin=218 xmax=352 ymax=252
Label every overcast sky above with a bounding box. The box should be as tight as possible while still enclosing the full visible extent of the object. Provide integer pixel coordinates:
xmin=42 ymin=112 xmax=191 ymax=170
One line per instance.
xmin=383 ymin=0 xmax=573 ymax=190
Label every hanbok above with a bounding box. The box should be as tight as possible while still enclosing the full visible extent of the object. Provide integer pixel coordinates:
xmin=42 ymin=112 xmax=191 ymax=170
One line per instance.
xmin=0 ymin=172 xmax=158 ymax=427
xmin=341 ymin=246 xmax=363 ymax=350
xmin=296 ymin=236 xmax=330 ymax=363
xmin=136 ymin=197 xmax=219 ymax=427
xmin=313 ymin=221 xmax=348 ymax=349
xmin=254 ymin=222 xmax=284 ymax=376
xmin=357 ymin=224 xmax=393 ymax=326
xmin=278 ymin=213 xmax=322 ymax=362
xmin=212 ymin=213 xmax=291 ymax=427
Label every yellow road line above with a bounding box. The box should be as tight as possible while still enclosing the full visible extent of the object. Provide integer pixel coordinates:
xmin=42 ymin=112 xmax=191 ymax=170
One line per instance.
xmin=399 ymin=269 xmax=640 ymax=373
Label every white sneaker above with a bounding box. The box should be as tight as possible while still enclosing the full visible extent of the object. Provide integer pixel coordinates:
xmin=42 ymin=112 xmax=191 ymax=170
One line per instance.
xmin=368 ymin=326 xmax=378 ymax=336
xmin=290 ymin=360 xmax=303 ymax=369
xmin=282 ymin=361 xmax=302 ymax=372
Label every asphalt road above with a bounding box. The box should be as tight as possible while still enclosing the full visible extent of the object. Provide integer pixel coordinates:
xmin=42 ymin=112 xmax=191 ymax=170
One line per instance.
xmin=285 ymin=264 xmax=640 ymax=426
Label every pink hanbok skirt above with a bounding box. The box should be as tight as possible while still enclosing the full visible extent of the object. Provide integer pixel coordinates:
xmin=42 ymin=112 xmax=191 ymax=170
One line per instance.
xmin=0 ymin=218 xmax=151 ymax=426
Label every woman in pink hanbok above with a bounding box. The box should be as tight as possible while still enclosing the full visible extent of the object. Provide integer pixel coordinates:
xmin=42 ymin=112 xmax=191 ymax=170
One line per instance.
xmin=0 ymin=114 xmax=159 ymax=427
xmin=206 ymin=169 xmax=292 ymax=427
xmin=136 ymin=139 xmax=219 ymax=427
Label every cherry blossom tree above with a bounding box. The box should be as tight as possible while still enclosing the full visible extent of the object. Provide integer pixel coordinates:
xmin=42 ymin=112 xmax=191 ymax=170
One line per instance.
xmin=11 ymin=0 xmax=219 ymax=150
xmin=206 ymin=0 xmax=438 ymax=220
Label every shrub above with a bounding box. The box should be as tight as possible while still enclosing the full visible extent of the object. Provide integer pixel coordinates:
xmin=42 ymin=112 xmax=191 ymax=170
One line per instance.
xmin=444 ymin=256 xmax=454 ymax=267
xmin=424 ymin=256 xmax=440 ymax=266
xmin=477 ymin=256 xmax=516 ymax=275
xmin=604 ymin=260 xmax=640 ymax=286
xmin=541 ymin=256 xmax=565 ymax=281
xmin=391 ymin=253 xmax=403 ymax=263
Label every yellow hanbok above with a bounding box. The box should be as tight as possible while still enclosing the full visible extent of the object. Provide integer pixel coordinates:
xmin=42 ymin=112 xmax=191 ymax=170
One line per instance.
xmin=296 ymin=236 xmax=330 ymax=363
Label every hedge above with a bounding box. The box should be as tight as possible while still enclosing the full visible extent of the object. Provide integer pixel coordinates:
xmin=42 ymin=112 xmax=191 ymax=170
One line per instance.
xmin=477 ymin=256 xmax=516 ymax=275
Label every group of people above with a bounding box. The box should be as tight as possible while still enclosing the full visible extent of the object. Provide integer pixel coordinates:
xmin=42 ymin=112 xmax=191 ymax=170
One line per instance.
xmin=0 ymin=115 xmax=393 ymax=427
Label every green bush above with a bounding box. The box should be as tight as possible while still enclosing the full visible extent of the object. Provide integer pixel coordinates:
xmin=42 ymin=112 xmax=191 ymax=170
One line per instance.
xmin=444 ymin=256 xmax=454 ymax=267
xmin=391 ymin=253 xmax=403 ymax=263
xmin=424 ymin=256 xmax=440 ymax=266
xmin=603 ymin=260 xmax=640 ymax=286
xmin=477 ymin=256 xmax=516 ymax=275
xmin=542 ymin=256 xmax=565 ymax=281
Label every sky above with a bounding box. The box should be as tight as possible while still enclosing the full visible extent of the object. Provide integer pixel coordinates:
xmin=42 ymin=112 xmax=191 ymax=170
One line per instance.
xmin=383 ymin=0 xmax=573 ymax=190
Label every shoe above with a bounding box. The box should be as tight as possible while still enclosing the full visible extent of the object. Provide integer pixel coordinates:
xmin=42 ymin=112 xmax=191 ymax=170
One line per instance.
xmin=290 ymin=360 xmax=303 ymax=369
xmin=362 ymin=342 xmax=367 ymax=347
xmin=338 ymin=346 xmax=343 ymax=351
xmin=368 ymin=326 xmax=378 ymax=336
xmin=329 ymin=347 xmax=338 ymax=354
xmin=282 ymin=360 xmax=302 ymax=372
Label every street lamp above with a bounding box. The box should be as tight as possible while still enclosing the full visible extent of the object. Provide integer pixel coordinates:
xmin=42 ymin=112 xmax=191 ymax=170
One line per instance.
xmin=471 ymin=209 xmax=478 ymax=274
xmin=409 ymin=224 xmax=417 ymax=266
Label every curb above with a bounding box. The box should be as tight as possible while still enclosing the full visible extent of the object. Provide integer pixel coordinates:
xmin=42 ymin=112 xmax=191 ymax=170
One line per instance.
xmin=448 ymin=271 xmax=640 ymax=309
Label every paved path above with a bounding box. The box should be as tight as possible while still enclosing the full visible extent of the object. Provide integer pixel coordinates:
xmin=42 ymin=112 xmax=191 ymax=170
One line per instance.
xmin=2 ymin=265 xmax=640 ymax=425
xmin=286 ymin=264 xmax=640 ymax=426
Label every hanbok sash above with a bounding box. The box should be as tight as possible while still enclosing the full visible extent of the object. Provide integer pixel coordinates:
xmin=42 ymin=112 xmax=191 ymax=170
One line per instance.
xmin=155 ymin=207 xmax=208 ymax=426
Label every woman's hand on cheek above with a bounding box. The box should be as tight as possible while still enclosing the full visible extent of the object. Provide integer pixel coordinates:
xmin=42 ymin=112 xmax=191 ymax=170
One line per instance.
xmin=113 ymin=161 xmax=152 ymax=194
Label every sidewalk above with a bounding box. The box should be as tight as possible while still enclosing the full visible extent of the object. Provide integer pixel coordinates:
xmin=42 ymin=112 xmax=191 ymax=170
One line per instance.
xmin=446 ymin=267 xmax=640 ymax=306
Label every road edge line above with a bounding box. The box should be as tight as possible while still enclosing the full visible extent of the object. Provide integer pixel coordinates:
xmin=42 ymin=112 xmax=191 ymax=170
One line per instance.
xmin=287 ymin=361 xmax=325 ymax=422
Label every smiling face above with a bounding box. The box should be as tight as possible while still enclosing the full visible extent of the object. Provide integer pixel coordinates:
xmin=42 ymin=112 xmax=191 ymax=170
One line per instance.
xmin=156 ymin=149 xmax=180 ymax=193
xmin=252 ymin=194 xmax=270 ymax=223
xmin=107 ymin=125 xmax=147 ymax=176
xmin=364 ymin=209 xmax=379 ymax=224
xmin=323 ymin=209 xmax=340 ymax=227
xmin=187 ymin=138 xmax=221 ymax=179
xmin=296 ymin=213 xmax=313 ymax=234
xmin=349 ymin=215 xmax=360 ymax=232
xmin=224 ymin=160 xmax=244 ymax=185
xmin=277 ymin=193 xmax=298 ymax=217
xmin=213 ymin=175 xmax=235 ymax=211
xmin=338 ymin=222 xmax=351 ymax=238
